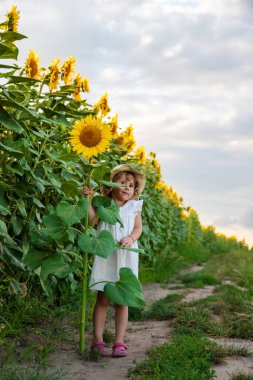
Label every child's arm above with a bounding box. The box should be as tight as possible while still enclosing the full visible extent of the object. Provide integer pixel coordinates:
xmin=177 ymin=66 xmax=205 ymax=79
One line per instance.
xmin=120 ymin=212 xmax=142 ymax=248
xmin=82 ymin=187 xmax=97 ymax=225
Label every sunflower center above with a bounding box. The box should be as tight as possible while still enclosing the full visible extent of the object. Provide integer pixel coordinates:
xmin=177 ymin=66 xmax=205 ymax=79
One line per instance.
xmin=80 ymin=126 xmax=102 ymax=147
xmin=30 ymin=60 xmax=38 ymax=77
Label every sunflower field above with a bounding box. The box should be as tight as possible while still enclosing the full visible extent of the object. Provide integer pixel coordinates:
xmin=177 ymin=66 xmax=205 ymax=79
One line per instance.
xmin=0 ymin=5 xmax=248 ymax=352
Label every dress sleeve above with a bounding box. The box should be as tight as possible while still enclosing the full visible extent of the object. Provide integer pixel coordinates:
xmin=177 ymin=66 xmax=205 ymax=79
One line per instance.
xmin=134 ymin=200 xmax=143 ymax=215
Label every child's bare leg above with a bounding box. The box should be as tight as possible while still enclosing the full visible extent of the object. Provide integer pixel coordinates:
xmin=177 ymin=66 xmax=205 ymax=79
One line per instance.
xmin=114 ymin=305 xmax=128 ymax=343
xmin=93 ymin=291 xmax=109 ymax=342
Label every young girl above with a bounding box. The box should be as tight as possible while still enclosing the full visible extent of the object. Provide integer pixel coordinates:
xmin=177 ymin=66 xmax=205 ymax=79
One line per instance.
xmin=83 ymin=164 xmax=146 ymax=358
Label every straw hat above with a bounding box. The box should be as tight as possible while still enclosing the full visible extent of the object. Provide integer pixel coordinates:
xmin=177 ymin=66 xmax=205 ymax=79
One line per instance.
xmin=101 ymin=164 xmax=146 ymax=199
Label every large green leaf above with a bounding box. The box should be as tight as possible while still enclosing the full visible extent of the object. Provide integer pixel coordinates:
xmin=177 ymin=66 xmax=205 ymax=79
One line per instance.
xmin=40 ymin=253 xmax=66 ymax=280
xmin=56 ymin=198 xmax=89 ymax=226
xmin=104 ymin=268 xmax=146 ymax=308
xmin=0 ymin=31 xmax=27 ymax=42
xmin=45 ymin=150 xmax=78 ymax=163
xmin=78 ymin=230 xmax=116 ymax=258
xmin=99 ymin=180 xmax=125 ymax=188
xmin=0 ymin=63 xmax=19 ymax=69
xmin=0 ymin=106 xmax=23 ymax=133
xmin=0 ymin=220 xmax=7 ymax=236
xmin=42 ymin=213 xmax=68 ymax=241
xmin=11 ymin=216 xmax=23 ymax=236
xmin=92 ymin=196 xmax=124 ymax=227
xmin=0 ymin=69 xmax=16 ymax=78
xmin=91 ymin=166 xmax=111 ymax=183
xmin=0 ymin=139 xmax=23 ymax=153
xmin=15 ymin=198 xmax=27 ymax=217
xmin=5 ymin=162 xmax=24 ymax=176
xmin=29 ymin=226 xmax=53 ymax=249
xmin=53 ymin=262 xmax=81 ymax=278
xmin=23 ymin=248 xmax=52 ymax=270
xmin=1 ymin=243 xmax=24 ymax=270
xmin=0 ymin=41 xmax=18 ymax=59
xmin=0 ymin=88 xmax=39 ymax=119
xmin=61 ymin=181 xmax=79 ymax=197
xmin=0 ymin=188 xmax=9 ymax=215
xmin=7 ymin=76 xmax=39 ymax=84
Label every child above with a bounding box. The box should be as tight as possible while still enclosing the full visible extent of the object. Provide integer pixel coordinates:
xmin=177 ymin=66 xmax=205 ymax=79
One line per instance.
xmin=83 ymin=164 xmax=146 ymax=357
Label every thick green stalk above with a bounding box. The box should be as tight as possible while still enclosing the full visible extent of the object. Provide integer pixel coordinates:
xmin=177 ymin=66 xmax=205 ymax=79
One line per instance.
xmin=79 ymin=182 xmax=90 ymax=353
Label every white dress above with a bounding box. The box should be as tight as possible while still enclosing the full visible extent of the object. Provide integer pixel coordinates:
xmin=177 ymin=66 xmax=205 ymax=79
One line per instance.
xmin=89 ymin=199 xmax=143 ymax=291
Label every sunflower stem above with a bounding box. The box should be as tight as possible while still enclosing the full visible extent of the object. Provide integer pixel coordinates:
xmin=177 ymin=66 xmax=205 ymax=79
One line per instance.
xmin=79 ymin=175 xmax=90 ymax=354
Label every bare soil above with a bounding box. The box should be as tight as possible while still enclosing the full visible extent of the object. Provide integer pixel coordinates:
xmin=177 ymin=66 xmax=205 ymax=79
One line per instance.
xmin=49 ymin=265 xmax=253 ymax=380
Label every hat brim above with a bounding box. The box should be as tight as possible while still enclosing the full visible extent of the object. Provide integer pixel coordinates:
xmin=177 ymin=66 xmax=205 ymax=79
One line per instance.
xmin=101 ymin=164 xmax=146 ymax=198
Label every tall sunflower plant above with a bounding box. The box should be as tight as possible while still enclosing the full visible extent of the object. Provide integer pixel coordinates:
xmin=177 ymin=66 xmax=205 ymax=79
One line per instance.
xmin=40 ymin=115 xmax=146 ymax=353
xmin=0 ymin=6 xmax=145 ymax=353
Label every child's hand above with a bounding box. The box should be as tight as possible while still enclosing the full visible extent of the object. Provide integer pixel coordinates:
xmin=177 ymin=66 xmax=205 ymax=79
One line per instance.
xmin=82 ymin=186 xmax=94 ymax=197
xmin=120 ymin=236 xmax=134 ymax=248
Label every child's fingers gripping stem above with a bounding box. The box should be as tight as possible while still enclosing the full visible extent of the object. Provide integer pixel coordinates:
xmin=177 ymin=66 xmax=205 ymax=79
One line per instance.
xmin=120 ymin=236 xmax=134 ymax=248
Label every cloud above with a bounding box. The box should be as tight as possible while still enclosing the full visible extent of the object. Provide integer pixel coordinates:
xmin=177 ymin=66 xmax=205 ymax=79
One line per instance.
xmin=1 ymin=0 xmax=252 ymax=246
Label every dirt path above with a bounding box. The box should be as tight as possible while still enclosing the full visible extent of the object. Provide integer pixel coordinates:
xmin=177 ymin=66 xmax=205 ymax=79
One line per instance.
xmin=50 ymin=265 xmax=253 ymax=380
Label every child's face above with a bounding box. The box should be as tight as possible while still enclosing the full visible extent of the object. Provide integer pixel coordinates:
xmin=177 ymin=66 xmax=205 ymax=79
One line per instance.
xmin=111 ymin=172 xmax=135 ymax=205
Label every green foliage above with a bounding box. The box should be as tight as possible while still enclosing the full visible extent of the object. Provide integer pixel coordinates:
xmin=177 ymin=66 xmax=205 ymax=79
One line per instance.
xmin=0 ymin=4 xmax=249 ymax=318
xmin=104 ymin=268 xmax=146 ymax=307
xmin=0 ymin=366 xmax=65 ymax=380
xmin=55 ymin=198 xmax=89 ymax=226
xmin=145 ymin=293 xmax=183 ymax=320
xmin=92 ymin=195 xmax=123 ymax=226
xmin=205 ymin=250 xmax=253 ymax=291
xmin=78 ymin=230 xmax=116 ymax=258
xmin=173 ymin=284 xmax=253 ymax=339
xmin=128 ymin=334 xmax=216 ymax=380
xmin=230 ymin=372 xmax=253 ymax=380
xmin=179 ymin=270 xmax=221 ymax=288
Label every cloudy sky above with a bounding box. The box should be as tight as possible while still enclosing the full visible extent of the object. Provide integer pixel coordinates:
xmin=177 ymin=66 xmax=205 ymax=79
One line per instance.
xmin=2 ymin=0 xmax=253 ymax=247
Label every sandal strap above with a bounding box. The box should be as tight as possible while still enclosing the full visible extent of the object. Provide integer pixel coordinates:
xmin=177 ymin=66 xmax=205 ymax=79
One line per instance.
xmin=113 ymin=343 xmax=128 ymax=350
xmin=92 ymin=341 xmax=105 ymax=348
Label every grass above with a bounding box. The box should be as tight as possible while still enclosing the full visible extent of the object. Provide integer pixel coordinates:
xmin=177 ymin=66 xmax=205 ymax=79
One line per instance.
xmin=229 ymin=371 xmax=253 ymax=380
xmin=0 ymin=287 xmax=96 ymax=369
xmin=139 ymin=243 xmax=212 ymax=285
xmin=0 ymin=365 xmax=66 ymax=380
xmin=0 ymin=298 xmax=78 ymax=367
xmin=204 ymin=249 xmax=253 ymax=291
xmin=173 ymin=285 xmax=253 ymax=339
xmin=179 ymin=270 xmax=221 ymax=288
xmin=1 ymin=246 xmax=253 ymax=379
xmin=129 ymin=293 xmax=183 ymax=321
xmin=128 ymin=333 xmax=217 ymax=379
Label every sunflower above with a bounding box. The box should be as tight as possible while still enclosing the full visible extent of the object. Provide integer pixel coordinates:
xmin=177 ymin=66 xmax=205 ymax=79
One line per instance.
xmin=49 ymin=58 xmax=60 ymax=90
xmin=69 ymin=115 xmax=112 ymax=159
xmin=115 ymin=124 xmax=136 ymax=152
xmin=135 ymin=146 xmax=146 ymax=164
xmin=110 ymin=114 xmax=118 ymax=137
xmin=94 ymin=92 xmax=111 ymax=116
xmin=148 ymin=151 xmax=156 ymax=158
xmin=25 ymin=50 xmax=41 ymax=79
xmin=0 ymin=5 xmax=20 ymax=32
xmin=61 ymin=56 xmax=76 ymax=85
xmin=152 ymin=157 xmax=161 ymax=178
xmin=123 ymin=124 xmax=136 ymax=152
xmin=81 ymin=77 xmax=90 ymax=93
xmin=125 ymin=124 xmax=134 ymax=138
xmin=73 ymin=72 xmax=82 ymax=102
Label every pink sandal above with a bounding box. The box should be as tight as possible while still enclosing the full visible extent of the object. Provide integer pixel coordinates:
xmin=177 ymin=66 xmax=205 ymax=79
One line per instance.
xmin=91 ymin=341 xmax=110 ymax=357
xmin=112 ymin=342 xmax=128 ymax=357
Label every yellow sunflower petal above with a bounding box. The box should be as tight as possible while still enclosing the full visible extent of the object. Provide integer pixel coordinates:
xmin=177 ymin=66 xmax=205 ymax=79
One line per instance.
xmin=69 ymin=115 xmax=112 ymax=159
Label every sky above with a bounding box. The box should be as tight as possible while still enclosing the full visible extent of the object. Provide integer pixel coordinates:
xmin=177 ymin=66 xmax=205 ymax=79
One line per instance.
xmin=2 ymin=0 xmax=253 ymax=247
